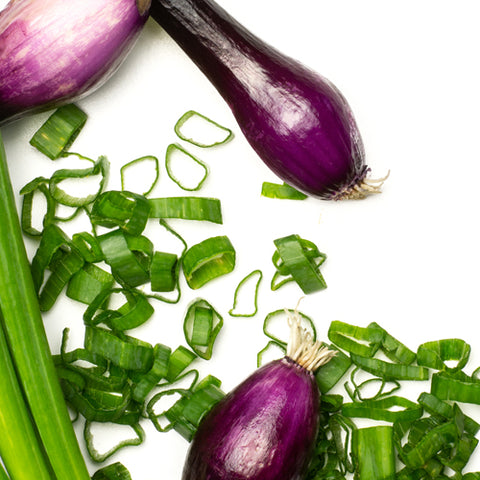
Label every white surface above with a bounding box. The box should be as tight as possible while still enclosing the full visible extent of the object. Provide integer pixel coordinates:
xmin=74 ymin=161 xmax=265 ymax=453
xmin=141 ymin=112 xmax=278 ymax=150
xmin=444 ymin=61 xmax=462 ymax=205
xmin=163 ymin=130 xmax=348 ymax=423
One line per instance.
xmin=2 ymin=0 xmax=480 ymax=478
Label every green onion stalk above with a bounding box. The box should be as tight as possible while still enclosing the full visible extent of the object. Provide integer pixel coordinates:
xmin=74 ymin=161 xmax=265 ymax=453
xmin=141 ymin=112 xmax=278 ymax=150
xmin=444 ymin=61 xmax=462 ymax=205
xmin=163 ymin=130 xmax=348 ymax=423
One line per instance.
xmin=0 ymin=131 xmax=90 ymax=479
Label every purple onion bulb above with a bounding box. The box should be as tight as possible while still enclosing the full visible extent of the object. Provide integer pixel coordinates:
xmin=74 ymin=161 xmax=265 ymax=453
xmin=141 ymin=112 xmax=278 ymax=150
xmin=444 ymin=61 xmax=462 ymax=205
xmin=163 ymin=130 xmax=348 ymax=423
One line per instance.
xmin=0 ymin=0 xmax=151 ymax=126
xmin=182 ymin=311 xmax=336 ymax=480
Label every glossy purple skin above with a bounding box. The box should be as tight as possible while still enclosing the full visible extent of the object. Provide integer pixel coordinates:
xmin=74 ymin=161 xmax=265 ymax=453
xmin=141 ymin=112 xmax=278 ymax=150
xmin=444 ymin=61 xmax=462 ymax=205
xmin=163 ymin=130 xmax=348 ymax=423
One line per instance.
xmin=0 ymin=0 xmax=150 ymax=126
xmin=150 ymin=0 xmax=367 ymax=199
xmin=182 ymin=357 xmax=320 ymax=480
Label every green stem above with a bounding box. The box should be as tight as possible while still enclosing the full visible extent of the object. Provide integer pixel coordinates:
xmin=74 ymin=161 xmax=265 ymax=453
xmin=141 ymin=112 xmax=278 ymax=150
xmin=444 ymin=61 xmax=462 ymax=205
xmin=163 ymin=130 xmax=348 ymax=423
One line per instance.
xmin=0 ymin=131 xmax=90 ymax=480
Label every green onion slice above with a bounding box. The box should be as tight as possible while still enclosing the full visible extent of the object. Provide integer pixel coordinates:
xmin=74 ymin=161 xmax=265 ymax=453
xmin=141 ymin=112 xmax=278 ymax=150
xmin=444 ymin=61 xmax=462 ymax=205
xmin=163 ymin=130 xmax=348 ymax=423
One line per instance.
xmin=342 ymin=396 xmax=423 ymax=423
xmin=351 ymin=353 xmax=430 ymax=381
xmin=84 ymin=421 xmax=145 ymax=463
xmin=182 ymin=235 xmax=235 ymax=289
xmin=261 ymin=181 xmax=308 ymax=200
xmin=271 ymin=234 xmax=327 ymax=294
xmin=328 ymin=320 xmax=385 ymax=357
xmin=120 ymin=155 xmax=160 ymax=197
xmin=149 ymin=196 xmax=222 ymax=224
xmin=29 ymin=104 xmax=88 ymax=160
xmin=174 ymin=110 xmax=233 ymax=147
xmin=315 ymin=345 xmax=352 ymax=394
xmin=165 ymin=143 xmax=208 ymax=191
xmin=150 ymin=251 xmax=178 ymax=292
xmin=183 ymin=299 xmax=223 ymax=360
xmin=257 ymin=341 xmax=286 ymax=368
xmin=344 ymin=367 xmax=401 ymax=402
xmin=431 ymin=370 xmax=480 ymax=405
xmin=20 ymin=177 xmax=56 ymax=236
xmin=417 ymin=338 xmax=471 ymax=373
xmin=132 ymin=343 xmax=172 ymax=404
xmin=368 ymin=321 xmax=417 ymax=365
xmin=97 ymin=229 xmax=151 ymax=287
xmin=92 ymin=462 xmax=133 ymax=480
xmin=90 ymin=190 xmax=151 ymax=236
xmin=353 ymin=426 xmax=396 ymax=480
xmin=262 ymin=308 xmax=316 ymax=347
xmin=84 ymin=326 xmax=154 ymax=372
xmin=166 ymin=346 xmax=197 ymax=383
xmin=49 ymin=155 xmax=109 ymax=207
xmin=71 ymin=231 xmax=104 ymax=263
xmin=229 ymin=269 xmax=262 ymax=317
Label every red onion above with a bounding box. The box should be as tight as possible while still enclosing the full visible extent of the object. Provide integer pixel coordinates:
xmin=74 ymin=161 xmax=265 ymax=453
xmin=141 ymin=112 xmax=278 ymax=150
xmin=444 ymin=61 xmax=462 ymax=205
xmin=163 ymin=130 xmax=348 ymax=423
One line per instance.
xmin=150 ymin=0 xmax=386 ymax=200
xmin=0 ymin=0 xmax=150 ymax=126
xmin=182 ymin=311 xmax=336 ymax=480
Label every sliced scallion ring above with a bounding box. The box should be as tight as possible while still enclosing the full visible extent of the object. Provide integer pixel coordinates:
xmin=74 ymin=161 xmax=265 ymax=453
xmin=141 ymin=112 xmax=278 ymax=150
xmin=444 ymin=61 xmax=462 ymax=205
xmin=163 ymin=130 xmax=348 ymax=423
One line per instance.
xmin=29 ymin=104 xmax=88 ymax=160
xmin=183 ymin=299 xmax=223 ymax=360
xmin=261 ymin=181 xmax=308 ymax=200
xmin=229 ymin=269 xmax=262 ymax=317
xmin=182 ymin=235 xmax=235 ymax=289
xmin=165 ymin=143 xmax=209 ymax=191
xmin=417 ymin=338 xmax=471 ymax=373
xmin=174 ymin=110 xmax=233 ymax=148
xmin=148 ymin=196 xmax=222 ymax=224
xmin=120 ymin=155 xmax=160 ymax=196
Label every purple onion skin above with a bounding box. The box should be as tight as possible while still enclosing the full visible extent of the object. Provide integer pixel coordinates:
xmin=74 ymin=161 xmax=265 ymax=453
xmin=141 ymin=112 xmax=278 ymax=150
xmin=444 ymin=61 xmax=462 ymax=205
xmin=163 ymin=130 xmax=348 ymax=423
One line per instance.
xmin=182 ymin=357 xmax=320 ymax=480
xmin=0 ymin=0 xmax=150 ymax=126
xmin=150 ymin=0 xmax=367 ymax=200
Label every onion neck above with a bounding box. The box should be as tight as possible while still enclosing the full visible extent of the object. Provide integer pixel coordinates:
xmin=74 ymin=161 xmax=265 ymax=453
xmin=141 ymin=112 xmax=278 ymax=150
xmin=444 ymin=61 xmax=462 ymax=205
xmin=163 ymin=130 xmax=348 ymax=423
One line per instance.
xmin=149 ymin=0 xmax=271 ymax=103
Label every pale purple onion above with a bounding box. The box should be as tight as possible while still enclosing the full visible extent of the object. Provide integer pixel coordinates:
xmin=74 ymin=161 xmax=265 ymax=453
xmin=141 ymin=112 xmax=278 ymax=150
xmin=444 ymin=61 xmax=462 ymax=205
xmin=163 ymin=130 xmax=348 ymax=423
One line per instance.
xmin=0 ymin=0 xmax=150 ymax=126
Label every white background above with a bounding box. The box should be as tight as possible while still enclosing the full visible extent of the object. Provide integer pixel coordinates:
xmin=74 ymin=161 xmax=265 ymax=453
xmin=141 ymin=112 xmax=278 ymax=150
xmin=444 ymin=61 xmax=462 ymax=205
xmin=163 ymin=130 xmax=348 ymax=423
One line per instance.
xmin=2 ymin=0 xmax=480 ymax=478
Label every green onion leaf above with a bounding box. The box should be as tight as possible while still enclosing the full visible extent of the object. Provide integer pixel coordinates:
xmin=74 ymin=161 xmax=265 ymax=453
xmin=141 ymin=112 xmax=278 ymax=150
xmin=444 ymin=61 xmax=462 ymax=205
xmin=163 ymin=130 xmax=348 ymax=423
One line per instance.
xmin=229 ymin=269 xmax=262 ymax=317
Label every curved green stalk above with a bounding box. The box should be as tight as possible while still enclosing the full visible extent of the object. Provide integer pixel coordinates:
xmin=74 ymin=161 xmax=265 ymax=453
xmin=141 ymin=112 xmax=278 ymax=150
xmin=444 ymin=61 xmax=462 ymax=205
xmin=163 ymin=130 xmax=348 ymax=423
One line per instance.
xmin=0 ymin=131 xmax=90 ymax=480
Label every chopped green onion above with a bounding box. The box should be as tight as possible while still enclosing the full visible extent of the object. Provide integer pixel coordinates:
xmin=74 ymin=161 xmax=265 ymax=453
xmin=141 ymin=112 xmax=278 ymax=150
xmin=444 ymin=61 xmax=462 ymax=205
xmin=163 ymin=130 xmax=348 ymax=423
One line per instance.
xmin=431 ymin=370 xmax=480 ymax=405
xmin=174 ymin=110 xmax=233 ymax=147
xmin=271 ymin=234 xmax=327 ymax=294
xmin=257 ymin=341 xmax=286 ymax=368
xmin=150 ymin=251 xmax=178 ymax=292
xmin=90 ymin=190 xmax=151 ymax=236
xmin=132 ymin=343 xmax=171 ymax=403
xmin=183 ymin=299 xmax=223 ymax=360
xmin=120 ymin=155 xmax=159 ymax=196
xmin=369 ymin=321 xmax=416 ymax=365
xmin=351 ymin=353 xmax=430 ymax=381
xmin=108 ymin=290 xmax=155 ymax=331
xmin=166 ymin=346 xmax=197 ymax=382
xmin=328 ymin=320 xmax=384 ymax=357
xmin=84 ymin=421 xmax=145 ymax=463
xmin=342 ymin=396 xmax=423 ymax=423
xmin=182 ymin=235 xmax=236 ymax=289
xmin=67 ymin=263 xmax=114 ymax=305
xmin=229 ymin=269 xmax=262 ymax=317
xmin=49 ymin=155 xmax=109 ymax=207
xmin=344 ymin=367 xmax=400 ymax=402
xmin=149 ymin=196 xmax=223 ymax=223
xmin=84 ymin=326 xmax=154 ymax=372
xmin=71 ymin=231 xmax=104 ymax=262
xmin=29 ymin=104 xmax=88 ymax=159
xmin=353 ymin=426 xmax=396 ymax=480
xmin=20 ymin=177 xmax=56 ymax=236
xmin=97 ymin=229 xmax=151 ymax=287
xmin=92 ymin=462 xmax=133 ymax=480
xmin=261 ymin=181 xmax=308 ymax=200
xmin=315 ymin=345 xmax=352 ymax=394
xmin=165 ymin=143 xmax=209 ymax=191
xmin=417 ymin=338 xmax=471 ymax=373
xmin=262 ymin=308 xmax=316 ymax=347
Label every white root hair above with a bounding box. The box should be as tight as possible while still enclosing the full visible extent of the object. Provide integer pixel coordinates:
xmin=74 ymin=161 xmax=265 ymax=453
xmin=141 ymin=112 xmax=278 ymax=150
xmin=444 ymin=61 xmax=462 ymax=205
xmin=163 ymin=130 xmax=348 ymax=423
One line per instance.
xmin=286 ymin=306 xmax=336 ymax=372
xmin=337 ymin=170 xmax=390 ymax=201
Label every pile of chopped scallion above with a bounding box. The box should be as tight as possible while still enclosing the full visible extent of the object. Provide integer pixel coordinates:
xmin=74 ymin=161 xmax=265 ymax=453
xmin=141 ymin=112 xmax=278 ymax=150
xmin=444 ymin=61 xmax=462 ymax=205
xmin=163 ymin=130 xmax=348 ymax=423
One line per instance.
xmin=13 ymin=104 xmax=480 ymax=479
